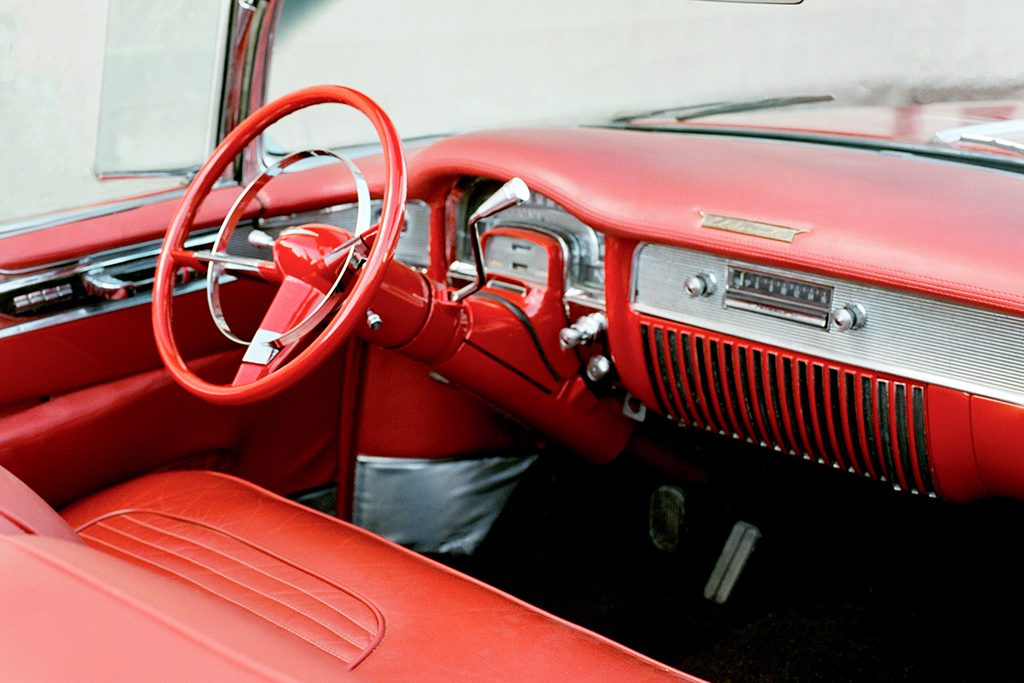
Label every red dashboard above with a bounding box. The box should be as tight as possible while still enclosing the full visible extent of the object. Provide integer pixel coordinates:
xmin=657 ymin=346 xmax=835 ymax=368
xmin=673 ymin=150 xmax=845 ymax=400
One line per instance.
xmin=4 ymin=125 xmax=1024 ymax=507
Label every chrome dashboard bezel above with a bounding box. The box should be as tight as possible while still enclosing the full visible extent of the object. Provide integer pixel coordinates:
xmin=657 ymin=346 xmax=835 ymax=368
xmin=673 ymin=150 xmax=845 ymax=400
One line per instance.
xmin=632 ymin=242 xmax=1024 ymax=406
xmin=723 ymin=265 xmax=834 ymax=329
xmin=448 ymin=187 xmax=606 ymax=309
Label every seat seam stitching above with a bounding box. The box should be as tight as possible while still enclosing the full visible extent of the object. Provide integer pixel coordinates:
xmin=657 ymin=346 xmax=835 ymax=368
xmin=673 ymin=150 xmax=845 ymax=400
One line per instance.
xmin=72 ymin=505 xmax=385 ymax=639
xmin=116 ymin=513 xmax=375 ymax=636
xmin=85 ymin=522 xmax=366 ymax=657
xmin=90 ymin=519 xmax=370 ymax=650
xmin=84 ymin=532 xmax=354 ymax=663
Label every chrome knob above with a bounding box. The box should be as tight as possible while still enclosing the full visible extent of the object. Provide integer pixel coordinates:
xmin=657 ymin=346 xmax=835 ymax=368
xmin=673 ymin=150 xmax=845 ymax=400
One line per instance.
xmin=558 ymin=312 xmax=608 ymax=350
xmin=366 ymin=309 xmax=383 ymax=330
xmin=247 ymin=229 xmax=276 ymax=249
xmin=586 ymin=355 xmax=612 ymax=382
xmin=831 ymin=303 xmax=866 ymax=332
xmin=684 ymin=272 xmax=717 ymax=298
xmin=559 ymin=327 xmax=584 ymax=350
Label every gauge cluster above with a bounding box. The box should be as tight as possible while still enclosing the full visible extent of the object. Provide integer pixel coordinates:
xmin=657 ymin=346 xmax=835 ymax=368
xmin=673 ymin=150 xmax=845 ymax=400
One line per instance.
xmin=450 ymin=179 xmax=606 ymax=307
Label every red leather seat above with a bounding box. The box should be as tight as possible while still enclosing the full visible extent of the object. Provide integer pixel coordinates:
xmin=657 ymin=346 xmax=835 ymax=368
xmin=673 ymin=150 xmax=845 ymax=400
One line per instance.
xmin=2 ymin=468 xmax=701 ymax=682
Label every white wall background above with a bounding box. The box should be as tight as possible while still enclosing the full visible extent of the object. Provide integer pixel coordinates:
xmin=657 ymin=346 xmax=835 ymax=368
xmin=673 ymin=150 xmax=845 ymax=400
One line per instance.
xmin=0 ymin=0 xmax=178 ymax=224
xmin=266 ymin=0 xmax=1024 ymax=149
xmin=3 ymin=0 xmax=1023 ymax=224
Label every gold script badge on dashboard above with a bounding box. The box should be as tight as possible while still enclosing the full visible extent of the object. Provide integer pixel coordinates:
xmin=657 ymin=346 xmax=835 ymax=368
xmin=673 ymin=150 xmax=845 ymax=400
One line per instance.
xmin=699 ymin=213 xmax=807 ymax=243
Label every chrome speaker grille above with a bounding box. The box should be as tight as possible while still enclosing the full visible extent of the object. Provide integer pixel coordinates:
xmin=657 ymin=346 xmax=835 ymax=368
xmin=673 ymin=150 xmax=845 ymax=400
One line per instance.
xmin=640 ymin=318 xmax=935 ymax=497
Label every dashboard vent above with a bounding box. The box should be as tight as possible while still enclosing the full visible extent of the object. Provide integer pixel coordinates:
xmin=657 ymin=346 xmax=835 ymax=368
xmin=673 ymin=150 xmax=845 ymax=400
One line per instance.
xmin=640 ymin=318 xmax=935 ymax=497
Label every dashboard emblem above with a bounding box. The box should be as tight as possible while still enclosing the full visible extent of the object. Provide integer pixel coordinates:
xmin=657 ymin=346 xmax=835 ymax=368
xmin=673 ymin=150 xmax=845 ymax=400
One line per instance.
xmin=700 ymin=213 xmax=807 ymax=243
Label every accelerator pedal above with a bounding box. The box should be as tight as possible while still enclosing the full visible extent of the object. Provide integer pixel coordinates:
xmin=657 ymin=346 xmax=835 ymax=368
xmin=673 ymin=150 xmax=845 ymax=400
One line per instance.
xmin=704 ymin=521 xmax=761 ymax=604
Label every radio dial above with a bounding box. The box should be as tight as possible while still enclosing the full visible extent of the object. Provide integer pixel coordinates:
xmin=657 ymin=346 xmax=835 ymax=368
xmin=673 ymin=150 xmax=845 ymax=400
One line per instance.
xmin=832 ymin=303 xmax=867 ymax=332
xmin=685 ymin=272 xmax=717 ymax=298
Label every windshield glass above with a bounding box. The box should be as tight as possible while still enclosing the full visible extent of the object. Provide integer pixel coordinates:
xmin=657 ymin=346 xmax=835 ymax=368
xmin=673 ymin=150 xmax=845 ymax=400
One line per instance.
xmin=266 ymin=0 xmax=1024 ymax=154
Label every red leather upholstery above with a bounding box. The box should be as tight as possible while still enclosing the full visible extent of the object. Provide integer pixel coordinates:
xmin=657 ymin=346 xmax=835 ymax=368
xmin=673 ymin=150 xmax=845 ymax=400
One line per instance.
xmin=61 ymin=470 xmax=700 ymax=683
xmin=0 ymin=534 xmax=353 ymax=682
xmin=0 ymin=465 xmax=82 ymax=543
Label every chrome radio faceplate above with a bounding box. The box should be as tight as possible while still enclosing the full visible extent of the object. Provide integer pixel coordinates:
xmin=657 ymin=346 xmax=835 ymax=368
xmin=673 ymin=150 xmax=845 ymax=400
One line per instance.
xmin=723 ymin=266 xmax=834 ymax=328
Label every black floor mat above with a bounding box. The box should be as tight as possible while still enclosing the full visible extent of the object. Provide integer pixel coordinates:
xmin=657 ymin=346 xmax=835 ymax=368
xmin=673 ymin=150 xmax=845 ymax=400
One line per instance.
xmin=429 ymin=430 xmax=1024 ymax=682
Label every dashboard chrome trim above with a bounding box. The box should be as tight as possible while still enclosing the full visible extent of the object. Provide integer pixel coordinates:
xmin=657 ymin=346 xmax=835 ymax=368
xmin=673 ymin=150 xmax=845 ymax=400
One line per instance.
xmin=632 ymin=242 xmax=1024 ymax=406
xmin=0 ymin=199 xmax=433 ymax=339
xmin=0 ymin=232 xmax=218 ymax=297
xmin=0 ymin=278 xmax=214 ymax=341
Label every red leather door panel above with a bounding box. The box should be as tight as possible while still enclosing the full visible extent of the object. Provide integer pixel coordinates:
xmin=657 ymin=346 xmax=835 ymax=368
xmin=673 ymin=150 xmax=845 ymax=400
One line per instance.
xmin=0 ymin=196 xmax=344 ymax=507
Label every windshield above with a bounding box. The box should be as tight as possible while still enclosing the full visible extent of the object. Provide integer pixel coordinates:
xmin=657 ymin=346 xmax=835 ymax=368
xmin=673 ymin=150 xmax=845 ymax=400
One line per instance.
xmin=266 ymin=0 xmax=1024 ymax=154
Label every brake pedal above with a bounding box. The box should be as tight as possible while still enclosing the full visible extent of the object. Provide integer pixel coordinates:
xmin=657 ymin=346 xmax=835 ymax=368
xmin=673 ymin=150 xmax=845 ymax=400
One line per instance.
xmin=704 ymin=521 xmax=761 ymax=604
xmin=649 ymin=485 xmax=686 ymax=552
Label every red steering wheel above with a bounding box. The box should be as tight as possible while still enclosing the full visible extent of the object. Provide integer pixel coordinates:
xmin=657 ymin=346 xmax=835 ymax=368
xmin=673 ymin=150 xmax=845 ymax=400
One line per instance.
xmin=152 ymin=85 xmax=406 ymax=405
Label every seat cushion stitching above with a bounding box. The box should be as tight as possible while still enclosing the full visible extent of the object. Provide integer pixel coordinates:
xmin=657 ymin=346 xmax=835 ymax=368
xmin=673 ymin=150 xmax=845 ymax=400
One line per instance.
xmin=70 ymin=508 xmax=385 ymax=637
xmin=89 ymin=520 xmax=370 ymax=652
xmin=116 ymin=514 xmax=375 ymax=636
xmin=85 ymin=523 xmax=366 ymax=658
xmin=70 ymin=503 xmax=387 ymax=671
xmin=83 ymin=532 xmax=353 ymax=663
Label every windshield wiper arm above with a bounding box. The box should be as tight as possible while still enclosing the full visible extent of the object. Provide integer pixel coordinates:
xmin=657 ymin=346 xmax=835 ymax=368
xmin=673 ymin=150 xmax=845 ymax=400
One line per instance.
xmin=932 ymin=119 xmax=1024 ymax=157
xmin=611 ymin=95 xmax=834 ymax=124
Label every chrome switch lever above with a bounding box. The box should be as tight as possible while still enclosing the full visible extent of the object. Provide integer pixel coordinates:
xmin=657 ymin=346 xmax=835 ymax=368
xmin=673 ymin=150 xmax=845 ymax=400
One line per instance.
xmin=82 ymin=271 xmax=136 ymax=301
xmin=450 ymin=178 xmax=531 ymax=303
xmin=559 ymin=311 xmax=608 ymax=350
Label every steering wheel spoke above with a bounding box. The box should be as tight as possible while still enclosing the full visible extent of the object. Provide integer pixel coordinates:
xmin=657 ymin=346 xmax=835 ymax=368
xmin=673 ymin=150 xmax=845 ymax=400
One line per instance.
xmin=191 ymin=250 xmax=280 ymax=280
xmin=168 ymin=249 xmax=207 ymax=272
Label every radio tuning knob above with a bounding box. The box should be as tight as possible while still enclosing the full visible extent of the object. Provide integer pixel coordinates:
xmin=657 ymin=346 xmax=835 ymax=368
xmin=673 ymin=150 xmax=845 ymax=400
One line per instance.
xmin=831 ymin=303 xmax=867 ymax=332
xmin=684 ymin=272 xmax=717 ymax=298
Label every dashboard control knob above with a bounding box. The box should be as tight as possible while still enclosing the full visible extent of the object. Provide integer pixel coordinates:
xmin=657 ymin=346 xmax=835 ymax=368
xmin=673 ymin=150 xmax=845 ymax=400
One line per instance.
xmin=366 ymin=309 xmax=383 ymax=330
xmin=559 ymin=327 xmax=584 ymax=349
xmin=586 ymin=354 xmax=612 ymax=382
xmin=558 ymin=311 xmax=608 ymax=350
xmin=685 ymin=272 xmax=717 ymax=298
xmin=831 ymin=303 xmax=867 ymax=332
